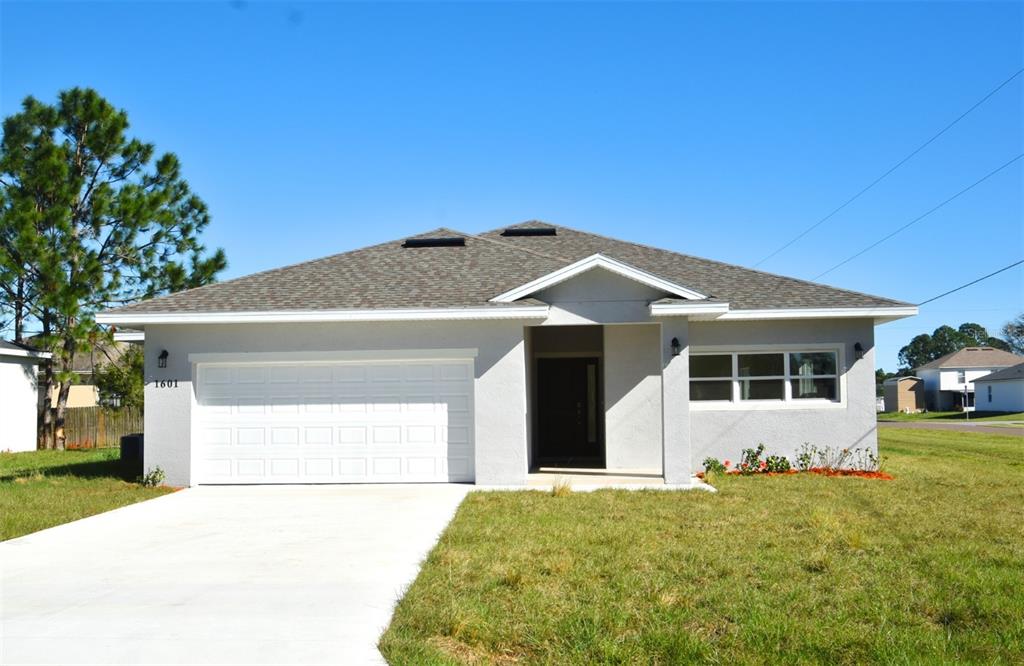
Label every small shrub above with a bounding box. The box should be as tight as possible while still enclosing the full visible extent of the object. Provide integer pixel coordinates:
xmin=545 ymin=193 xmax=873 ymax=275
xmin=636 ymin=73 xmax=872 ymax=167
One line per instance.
xmin=550 ymin=478 xmax=572 ymax=497
xmin=738 ymin=443 xmax=765 ymax=475
xmin=137 ymin=466 xmax=165 ymax=487
xmin=764 ymin=455 xmax=791 ymax=473
xmin=796 ymin=443 xmax=816 ymax=471
xmin=852 ymin=448 xmax=881 ymax=472
xmin=702 ymin=457 xmax=726 ymax=474
xmin=815 ymin=446 xmax=853 ymax=471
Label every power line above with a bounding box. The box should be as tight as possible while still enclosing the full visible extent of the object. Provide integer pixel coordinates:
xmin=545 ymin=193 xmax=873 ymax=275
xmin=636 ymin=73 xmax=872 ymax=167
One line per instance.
xmin=754 ymin=67 xmax=1024 ymax=268
xmin=811 ymin=152 xmax=1024 ymax=280
xmin=917 ymin=259 xmax=1024 ymax=306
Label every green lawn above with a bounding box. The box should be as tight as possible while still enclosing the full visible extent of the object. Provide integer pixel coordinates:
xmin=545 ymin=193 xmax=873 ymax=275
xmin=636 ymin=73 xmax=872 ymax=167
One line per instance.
xmin=381 ymin=430 xmax=1024 ymax=664
xmin=878 ymin=410 xmax=1024 ymax=422
xmin=0 ymin=448 xmax=174 ymax=541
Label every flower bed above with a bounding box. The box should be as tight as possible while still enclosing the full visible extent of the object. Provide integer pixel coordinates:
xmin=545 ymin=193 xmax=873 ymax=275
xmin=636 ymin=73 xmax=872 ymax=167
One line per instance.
xmin=700 ymin=443 xmax=892 ymax=481
xmin=697 ymin=468 xmax=893 ymax=481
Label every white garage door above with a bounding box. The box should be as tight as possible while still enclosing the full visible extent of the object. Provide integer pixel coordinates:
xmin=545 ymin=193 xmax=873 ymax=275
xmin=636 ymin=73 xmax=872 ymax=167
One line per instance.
xmin=194 ymin=358 xmax=474 ymax=484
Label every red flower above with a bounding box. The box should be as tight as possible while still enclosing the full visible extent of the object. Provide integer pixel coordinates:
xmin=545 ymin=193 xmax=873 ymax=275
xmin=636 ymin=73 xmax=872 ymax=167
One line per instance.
xmin=723 ymin=460 xmax=731 ymax=467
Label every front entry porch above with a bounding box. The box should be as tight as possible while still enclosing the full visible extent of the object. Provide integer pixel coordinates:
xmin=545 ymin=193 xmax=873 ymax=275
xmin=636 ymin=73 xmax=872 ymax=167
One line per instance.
xmin=526 ymin=466 xmax=665 ymax=488
xmin=527 ymin=324 xmax=667 ymax=479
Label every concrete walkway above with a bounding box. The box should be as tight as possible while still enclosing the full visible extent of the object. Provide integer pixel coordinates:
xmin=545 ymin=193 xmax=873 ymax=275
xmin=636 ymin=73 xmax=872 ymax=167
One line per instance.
xmin=878 ymin=420 xmax=1024 ymax=436
xmin=1 ymin=484 xmax=471 ymax=666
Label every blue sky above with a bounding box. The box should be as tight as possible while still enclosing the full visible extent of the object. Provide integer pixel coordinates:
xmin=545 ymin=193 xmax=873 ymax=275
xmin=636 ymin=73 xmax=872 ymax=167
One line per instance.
xmin=2 ymin=1 xmax=1022 ymax=369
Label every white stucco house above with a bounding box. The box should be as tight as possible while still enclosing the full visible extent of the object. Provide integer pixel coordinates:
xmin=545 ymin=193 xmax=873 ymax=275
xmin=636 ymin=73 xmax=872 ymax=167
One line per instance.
xmin=95 ymin=222 xmax=917 ymax=487
xmin=915 ymin=347 xmax=1024 ymax=412
xmin=974 ymin=362 xmax=1024 ymax=413
xmin=0 ymin=341 xmax=51 ymax=452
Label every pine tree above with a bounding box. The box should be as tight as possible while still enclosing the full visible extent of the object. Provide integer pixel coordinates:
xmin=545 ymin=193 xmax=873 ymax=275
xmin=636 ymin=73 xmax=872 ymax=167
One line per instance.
xmin=0 ymin=88 xmax=226 ymax=448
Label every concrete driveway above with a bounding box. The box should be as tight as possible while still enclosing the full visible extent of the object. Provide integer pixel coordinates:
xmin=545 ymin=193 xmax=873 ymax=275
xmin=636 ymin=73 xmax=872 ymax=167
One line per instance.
xmin=1 ymin=484 xmax=471 ymax=666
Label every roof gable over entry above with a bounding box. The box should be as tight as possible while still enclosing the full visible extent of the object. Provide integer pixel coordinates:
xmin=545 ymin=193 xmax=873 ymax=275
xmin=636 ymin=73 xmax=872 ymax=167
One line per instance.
xmin=491 ymin=253 xmax=707 ymax=303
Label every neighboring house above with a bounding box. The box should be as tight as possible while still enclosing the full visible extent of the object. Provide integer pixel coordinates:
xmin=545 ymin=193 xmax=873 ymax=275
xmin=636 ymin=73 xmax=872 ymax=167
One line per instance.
xmin=0 ymin=341 xmax=51 ymax=452
xmin=27 ymin=337 xmax=138 ymax=408
xmin=96 ymin=222 xmax=917 ymax=487
xmin=974 ymin=363 xmax=1024 ymax=413
xmin=915 ymin=347 xmax=1024 ymax=412
xmin=883 ymin=376 xmax=924 ymax=413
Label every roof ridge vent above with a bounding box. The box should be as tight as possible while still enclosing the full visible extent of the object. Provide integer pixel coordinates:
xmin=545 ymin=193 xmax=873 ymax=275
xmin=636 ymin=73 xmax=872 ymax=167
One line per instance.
xmin=501 ymin=227 xmax=557 ymax=237
xmin=402 ymin=237 xmax=466 ymax=248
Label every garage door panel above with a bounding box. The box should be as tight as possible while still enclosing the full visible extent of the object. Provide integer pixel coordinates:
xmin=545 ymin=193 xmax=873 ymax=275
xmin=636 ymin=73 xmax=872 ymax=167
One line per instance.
xmin=196 ymin=359 xmax=474 ymax=483
xmin=237 ymin=428 xmax=266 ymax=446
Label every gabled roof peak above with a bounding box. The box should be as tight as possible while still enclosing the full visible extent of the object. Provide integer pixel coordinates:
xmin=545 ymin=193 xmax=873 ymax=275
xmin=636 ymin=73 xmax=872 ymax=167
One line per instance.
xmin=490 ymin=252 xmax=707 ymax=303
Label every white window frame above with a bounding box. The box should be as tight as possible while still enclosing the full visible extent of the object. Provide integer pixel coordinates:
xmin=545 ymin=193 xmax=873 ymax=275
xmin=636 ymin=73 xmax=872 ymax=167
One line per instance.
xmin=689 ymin=343 xmax=847 ymax=411
xmin=956 ymin=369 xmax=966 ymax=384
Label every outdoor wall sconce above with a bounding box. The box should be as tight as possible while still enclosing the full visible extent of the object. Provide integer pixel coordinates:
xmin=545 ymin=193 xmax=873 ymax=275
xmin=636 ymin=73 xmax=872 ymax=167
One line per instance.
xmin=670 ymin=337 xmax=682 ymax=357
xmin=158 ymin=350 xmax=169 ymax=368
xmin=854 ymin=342 xmax=865 ymax=361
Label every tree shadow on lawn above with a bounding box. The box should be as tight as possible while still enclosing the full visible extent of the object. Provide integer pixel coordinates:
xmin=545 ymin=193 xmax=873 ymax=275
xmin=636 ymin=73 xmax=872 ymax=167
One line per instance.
xmin=0 ymin=455 xmax=140 ymax=483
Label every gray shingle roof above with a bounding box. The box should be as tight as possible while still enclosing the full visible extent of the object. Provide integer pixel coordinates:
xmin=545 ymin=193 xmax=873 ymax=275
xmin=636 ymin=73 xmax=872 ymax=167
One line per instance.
xmin=481 ymin=222 xmax=909 ymax=310
xmin=108 ymin=229 xmax=564 ymax=314
xmin=916 ymin=347 xmax=1024 ymax=371
xmin=975 ymin=362 xmax=1024 ymax=383
xmin=103 ymin=222 xmax=910 ymax=315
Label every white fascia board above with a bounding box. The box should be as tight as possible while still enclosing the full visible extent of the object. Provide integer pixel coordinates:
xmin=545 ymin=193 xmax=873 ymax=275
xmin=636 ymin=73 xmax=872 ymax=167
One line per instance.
xmin=112 ymin=331 xmax=145 ymax=342
xmin=94 ymin=305 xmax=550 ymax=326
xmin=649 ymin=302 xmax=730 ymax=317
xmin=189 ymin=348 xmax=479 ymax=365
xmin=490 ymin=254 xmax=707 ymax=303
xmin=716 ymin=306 xmax=918 ymax=322
xmin=0 ymin=347 xmax=52 ymax=361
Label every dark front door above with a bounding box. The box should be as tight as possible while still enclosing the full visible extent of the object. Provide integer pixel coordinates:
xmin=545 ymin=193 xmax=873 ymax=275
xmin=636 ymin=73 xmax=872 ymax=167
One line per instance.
xmin=536 ymin=357 xmax=603 ymax=465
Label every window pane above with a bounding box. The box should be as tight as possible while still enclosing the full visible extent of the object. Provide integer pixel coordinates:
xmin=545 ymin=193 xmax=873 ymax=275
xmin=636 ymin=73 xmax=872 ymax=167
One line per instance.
xmin=790 ymin=378 xmax=838 ymax=400
xmin=691 ymin=355 xmax=731 ymax=378
xmin=690 ymin=380 xmax=732 ymax=401
xmin=737 ymin=353 xmax=783 ymax=377
xmin=740 ymin=379 xmax=783 ymax=400
xmin=789 ymin=352 xmax=836 ymax=376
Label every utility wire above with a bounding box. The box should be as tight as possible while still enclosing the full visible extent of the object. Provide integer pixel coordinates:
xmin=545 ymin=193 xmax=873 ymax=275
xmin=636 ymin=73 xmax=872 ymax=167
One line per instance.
xmin=917 ymin=259 xmax=1024 ymax=306
xmin=754 ymin=67 xmax=1024 ymax=268
xmin=811 ymin=152 xmax=1024 ymax=280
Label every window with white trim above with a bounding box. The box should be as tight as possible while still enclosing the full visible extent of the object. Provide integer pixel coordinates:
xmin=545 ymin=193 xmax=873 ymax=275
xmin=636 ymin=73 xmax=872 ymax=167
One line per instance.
xmin=956 ymin=370 xmax=966 ymax=384
xmin=690 ymin=350 xmax=839 ymax=403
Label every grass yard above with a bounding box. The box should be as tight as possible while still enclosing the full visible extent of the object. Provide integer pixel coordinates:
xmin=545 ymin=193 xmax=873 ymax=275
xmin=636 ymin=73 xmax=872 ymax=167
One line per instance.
xmin=381 ymin=430 xmax=1024 ymax=664
xmin=0 ymin=448 xmax=174 ymax=541
xmin=878 ymin=410 xmax=1024 ymax=423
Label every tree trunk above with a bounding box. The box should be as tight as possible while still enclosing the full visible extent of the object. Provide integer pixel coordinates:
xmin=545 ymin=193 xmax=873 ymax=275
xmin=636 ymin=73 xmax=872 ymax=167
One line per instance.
xmin=13 ymin=275 xmax=25 ymax=344
xmin=54 ymin=379 xmax=71 ymax=451
xmin=53 ymin=333 xmax=78 ymax=451
xmin=36 ymin=316 xmax=55 ymax=450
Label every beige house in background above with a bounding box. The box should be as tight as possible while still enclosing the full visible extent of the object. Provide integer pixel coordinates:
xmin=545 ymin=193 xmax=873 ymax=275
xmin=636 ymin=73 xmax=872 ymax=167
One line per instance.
xmin=882 ymin=375 xmax=924 ymax=413
xmin=35 ymin=337 xmax=138 ymax=408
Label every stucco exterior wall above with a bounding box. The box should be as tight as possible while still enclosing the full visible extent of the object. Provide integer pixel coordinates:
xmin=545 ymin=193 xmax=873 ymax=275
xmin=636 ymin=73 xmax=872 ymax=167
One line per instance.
xmin=0 ymin=358 xmax=40 ymax=452
xmin=688 ymin=318 xmax=877 ymax=466
xmin=660 ymin=318 xmax=691 ymax=483
xmin=536 ymin=268 xmax=665 ymax=325
xmin=48 ymin=384 xmax=99 ymax=408
xmin=142 ymin=320 xmax=530 ymax=487
xmin=603 ymin=324 xmax=662 ymax=471
xmin=976 ymin=379 xmax=1024 ymax=412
